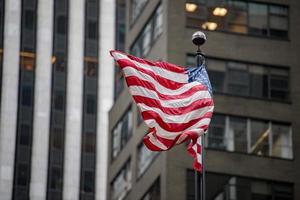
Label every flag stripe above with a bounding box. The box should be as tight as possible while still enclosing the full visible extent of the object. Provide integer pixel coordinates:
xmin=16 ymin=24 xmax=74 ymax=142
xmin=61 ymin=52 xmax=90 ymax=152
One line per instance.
xmin=110 ymin=50 xmax=214 ymax=172
xmin=125 ymin=76 xmax=207 ymax=100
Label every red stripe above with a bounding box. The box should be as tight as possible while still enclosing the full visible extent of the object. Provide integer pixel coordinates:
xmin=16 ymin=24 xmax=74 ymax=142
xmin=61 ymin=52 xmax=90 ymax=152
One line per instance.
xmin=110 ymin=50 xmax=186 ymax=73
xmin=144 ymin=127 xmax=207 ymax=151
xmin=118 ymin=59 xmax=185 ymax=90
xmin=133 ymin=95 xmax=214 ymax=115
xmin=125 ymin=76 xmax=208 ymax=100
xmin=142 ymin=110 xmax=212 ymax=132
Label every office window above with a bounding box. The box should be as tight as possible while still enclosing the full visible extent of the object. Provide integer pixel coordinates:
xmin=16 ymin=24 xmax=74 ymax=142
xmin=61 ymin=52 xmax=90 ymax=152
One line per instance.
xmin=47 ymin=0 xmax=69 ymax=199
xmin=112 ymin=107 xmax=133 ymax=159
xmin=0 ymin=0 xmax=4 ymax=109
xmin=131 ymin=0 xmax=148 ymax=24
xmin=208 ymin=114 xmax=226 ymax=150
xmin=141 ymin=178 xmax=160 ymax=200
xmin=207 ymin=114 xmax=293 ymax=159
xmin=186 ymin=55 xmax=290 ymax=101
xmin=114 ymin=0 xmax=126 ymax=100
xmin=186 ymin=0 xmax=289 ymax=39
xmin=137 ymin=142 xmax=159 ymax=177
xmin=272 ymin=123 xmax=292 ymax=159
xmin=13 ymin=0 xmax=37 ymax=199
xmin=187 ymin=170 xmax=294 ymax=200
xmin=111 ymin=159 xmax=132 ymax=200
xmin=130 ymin=4 xmax=163 ymax=57
xmin=80 ymin=0 xmax=99 ymax=199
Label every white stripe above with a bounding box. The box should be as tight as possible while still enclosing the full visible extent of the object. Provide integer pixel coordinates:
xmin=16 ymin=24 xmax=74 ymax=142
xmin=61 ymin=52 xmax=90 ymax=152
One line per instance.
xmin=138 ymin=103 xmax=214 ymax=123
xmin=112 ymin=51 xmax=187 ymax=83
xmin=123 ymin=66 xmax=200 ymax=95
xmin=147 ymin=131 xmax=168 ymax=150
xmin=130 ymin=85 xmax=211 ymax=107
xmin=144 ymin=118 xmax=210 ymax=140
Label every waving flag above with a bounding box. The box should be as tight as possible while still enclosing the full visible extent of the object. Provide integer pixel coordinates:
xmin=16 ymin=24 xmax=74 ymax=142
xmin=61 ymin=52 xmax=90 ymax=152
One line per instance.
xmin=110 ymin=50 xmax=214 ymax=172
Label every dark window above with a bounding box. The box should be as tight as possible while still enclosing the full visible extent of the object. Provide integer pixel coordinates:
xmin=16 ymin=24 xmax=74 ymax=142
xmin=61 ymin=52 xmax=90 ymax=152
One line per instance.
xmin=14 ymin=0 xmax=37 ymax=199
xmin=130 ymin=0 xmax=148 ymax=24
xmin=54 ymin=90 xmax=64 ymax=110
xmin=0 ymin=0 xmax=5 ymax=108
xmin=137 ymin=141 xmax=158 ymax=177
xmin=20 ymin=124 xmax=30 ymax=145
xmin=188 ymin=56 xmax=290 ymax=101
xmin=187 ymin=171 xmax=294 ymax=200
xmin=80 ymin=0 xmax=99 ymax=198
xmin=208 ymin=114 xmax=226 ymax=150
xmin=207 ymin=114 xmax=293 ymax=159
xmin=186 ymin=1 xmax=289 ymax=39
xmin=47 ymin=0 xmax=69 ymax=199
xmin=141 ymin=178 xmax=160 ymax=200
xmin=17 ymin=164 xmax=29 ymax=186
xmin=111 ymin=107 xmax=133 ymax=159
xmin=21 ymin=85 xmax=32 ymax=106
xmin=86 ymin=94 xmax=96 ymax=114
xmin=111 ymin=159 xmax=132 ymax=200
xmin=130 ymin=4 xmax=163 ymax=57
xmin=49 ymin=167 xmax=62 ymax=189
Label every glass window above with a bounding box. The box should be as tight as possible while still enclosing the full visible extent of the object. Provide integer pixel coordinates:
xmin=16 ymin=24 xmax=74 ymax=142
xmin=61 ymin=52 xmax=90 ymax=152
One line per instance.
xmin=228 ymin=117 xmax=247 ymax=153
xmin=130 ymin=4 xmax=163 ymax=57
xmin=187 ymin=171 xmax=294 ymax=200
xmin=111 ymin=159 xmax=132 ymax=200
xmin=270 ymin=69 xmax=289 ymax=100
xmin=17 ymin=163 xmax=29 ymax=186
xmin=227 ymin=62 xmax=249 ymax=96
xmin=47 ymin=0 xmax=68 ymax=199
xmin=189 ymin=56 xmax=290 ymax=101
xmin=153 ymin=5 xmax=163 ymax=40
xmin=208 ymin=114 xmax=293 ymax=159
xmin=272 ymin=123 xmax=292 ymax=159
xmin=20 ymin=124 xmax=30 ymax=145
xmin=86 ymin=94 xmax=96 ymax=114
xmin=137 ymin=143 xmax=159 ymax=177
xmin=54 ymin=90 xmax=64 ymax=110
xmin=83 ymin=171 xmax=95 ymax=192
xmin=250 ymin=120 xmax=269 ymax=156
xmin=208 ymin=114 xmax=226 ymax=149
xmin=141 ymin=178 xmax=160 ymax=200
xmin=49 ymin=167 xmax=62 ymax=189
xmin=248 ymin=3 xmax=268 ymax=36
xmin=131 ymin=0 xmax=148 ymax=23
xmin=206 ymin=59 xmax=226 ymax=93
xmin=249 ymin=65 xmax=269 ymax=98
xmin=186 ymin=1 xmax=289 ymax=39
xmin=112 ymin=107 xmax=133 ymax=159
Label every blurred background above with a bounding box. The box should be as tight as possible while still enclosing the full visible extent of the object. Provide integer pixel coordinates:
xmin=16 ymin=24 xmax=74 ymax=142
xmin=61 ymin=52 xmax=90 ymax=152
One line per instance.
xmin=0 ymin=0 xmax=299 ymax=200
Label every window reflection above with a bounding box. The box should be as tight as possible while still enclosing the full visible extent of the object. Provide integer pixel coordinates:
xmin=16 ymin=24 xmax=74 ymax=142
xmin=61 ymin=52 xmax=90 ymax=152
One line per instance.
xmin=187 ymin=171 xmax=294 ymax=200
xmin=111 ymin=159 xmax=132 ymax=200
xmin=187 ymin=55 xmax=290 ymax=101
xmin=137 ymin=142 xmax=158 ymax=177
xmin=112 ymin=107 xmax=133 ymax=159
xmin=207 ymin=114 xmax=293 ymax=159
xmin=130 ymin=4 xmax=163 ymax=57
xmin=141 ymin=178 xmax=160 ymax=200
xmin=186 ymin=0 xmax=289 ymax=39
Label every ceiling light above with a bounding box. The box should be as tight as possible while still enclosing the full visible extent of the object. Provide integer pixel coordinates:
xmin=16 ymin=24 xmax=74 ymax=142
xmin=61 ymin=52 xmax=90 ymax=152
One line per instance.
xmin=202 ymin=22 xmax=218 ymax=31
xmin=213 ymin=7 xmax=227 ymax=16
xmin=185 ymin=3 xmax=197 ymax=12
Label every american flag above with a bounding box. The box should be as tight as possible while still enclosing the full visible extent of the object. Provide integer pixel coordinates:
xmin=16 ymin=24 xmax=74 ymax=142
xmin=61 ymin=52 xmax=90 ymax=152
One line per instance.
xmin=110 ymin=50 xmax=214 ymax=172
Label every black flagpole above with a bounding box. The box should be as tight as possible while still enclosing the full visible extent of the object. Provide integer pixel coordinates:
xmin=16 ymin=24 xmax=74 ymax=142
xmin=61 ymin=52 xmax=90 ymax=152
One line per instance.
xmin=192 ymin=31 xmax=206 ymax=200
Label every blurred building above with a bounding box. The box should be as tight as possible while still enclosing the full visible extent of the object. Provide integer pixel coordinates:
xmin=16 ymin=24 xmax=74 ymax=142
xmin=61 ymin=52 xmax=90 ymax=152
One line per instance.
xmin=108 ymin=0 xmax=300 ymax=199
xmin=0 ymin=0 xmax=114 ymax=199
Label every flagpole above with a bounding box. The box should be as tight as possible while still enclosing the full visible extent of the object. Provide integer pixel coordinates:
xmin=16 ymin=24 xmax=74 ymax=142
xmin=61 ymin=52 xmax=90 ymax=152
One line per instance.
xmin=192 ymin=31 xmax=207 ymax=200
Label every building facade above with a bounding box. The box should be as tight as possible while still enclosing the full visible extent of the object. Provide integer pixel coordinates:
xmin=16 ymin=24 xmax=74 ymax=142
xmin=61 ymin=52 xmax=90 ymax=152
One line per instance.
xmin=108 ymin=0 xmax=300 ymax=199
xmin=0 ymin=0 xmax=115 ymax=199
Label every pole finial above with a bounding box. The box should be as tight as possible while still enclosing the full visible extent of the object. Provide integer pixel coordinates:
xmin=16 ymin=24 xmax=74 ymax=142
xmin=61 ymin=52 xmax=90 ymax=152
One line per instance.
xmin=192 ymin=31 xmax=206 ymax=46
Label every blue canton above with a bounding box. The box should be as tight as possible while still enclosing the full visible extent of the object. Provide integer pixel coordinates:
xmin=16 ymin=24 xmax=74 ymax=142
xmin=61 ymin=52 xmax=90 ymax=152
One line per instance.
xmin=186 ymin=65 xmax=213 ymax=95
